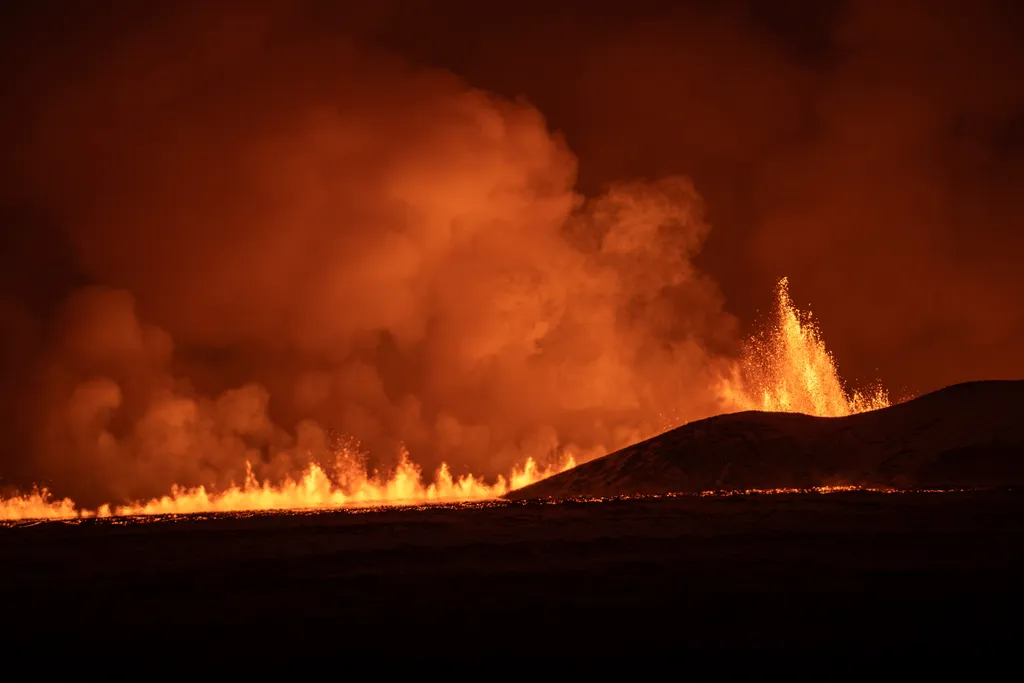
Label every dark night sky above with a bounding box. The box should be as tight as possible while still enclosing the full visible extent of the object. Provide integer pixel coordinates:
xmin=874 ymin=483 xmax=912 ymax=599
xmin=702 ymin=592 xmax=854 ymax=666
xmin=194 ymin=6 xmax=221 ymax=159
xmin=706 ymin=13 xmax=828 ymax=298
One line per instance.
xmin=0 ymin=0 xmax=1022 ymax=502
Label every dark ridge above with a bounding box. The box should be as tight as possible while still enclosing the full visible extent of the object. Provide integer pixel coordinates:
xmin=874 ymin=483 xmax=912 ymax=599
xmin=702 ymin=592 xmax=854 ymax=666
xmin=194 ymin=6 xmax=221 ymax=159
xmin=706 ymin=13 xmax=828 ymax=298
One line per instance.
xmin=506 ymin=379 xmax=1024 ymax=500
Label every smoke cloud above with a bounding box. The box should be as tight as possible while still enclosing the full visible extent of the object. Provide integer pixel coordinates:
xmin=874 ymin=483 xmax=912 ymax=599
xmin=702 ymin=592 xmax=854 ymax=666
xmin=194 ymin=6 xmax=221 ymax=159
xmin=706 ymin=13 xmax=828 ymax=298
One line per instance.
xmin=1 ymin=0 xmax=1021 ymax=505
xmin=0 ymin=2 xmax=741 ymax=505
xmin=426 ymin=0 xmax=1024 ymax=396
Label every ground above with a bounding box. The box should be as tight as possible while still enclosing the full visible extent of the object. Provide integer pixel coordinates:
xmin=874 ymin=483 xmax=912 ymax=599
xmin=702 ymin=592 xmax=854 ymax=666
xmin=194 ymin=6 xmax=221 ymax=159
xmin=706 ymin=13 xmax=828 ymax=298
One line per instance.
xmin=510 ymin=381 xmax=1024 ymax=500
xmin=3 ymin=489 xmax=1023 ymax=656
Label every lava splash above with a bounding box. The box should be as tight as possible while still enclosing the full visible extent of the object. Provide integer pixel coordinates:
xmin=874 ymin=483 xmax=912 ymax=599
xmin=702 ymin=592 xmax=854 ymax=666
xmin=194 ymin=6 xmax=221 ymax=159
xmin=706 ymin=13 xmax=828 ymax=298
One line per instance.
xmin=717 ymin=277 xmax=890 ymax=417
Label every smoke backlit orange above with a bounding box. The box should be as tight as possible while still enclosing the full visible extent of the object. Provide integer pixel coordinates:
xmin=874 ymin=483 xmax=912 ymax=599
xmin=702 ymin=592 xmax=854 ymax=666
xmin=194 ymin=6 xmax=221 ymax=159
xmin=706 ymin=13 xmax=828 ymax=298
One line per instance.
xmin=1 ymin=277 xmax=890 ymax=522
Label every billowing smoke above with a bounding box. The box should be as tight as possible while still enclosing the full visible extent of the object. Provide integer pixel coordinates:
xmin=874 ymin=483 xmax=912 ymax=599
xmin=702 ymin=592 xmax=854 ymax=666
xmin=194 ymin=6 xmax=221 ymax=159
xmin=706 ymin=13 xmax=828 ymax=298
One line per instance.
xmin=438 ymin=0 xmax=1024 ymax=397
xmin=1 ymin=2 xmax=739 ymax=505
xmin=3 ymin=0 xmax=1022 ymax=507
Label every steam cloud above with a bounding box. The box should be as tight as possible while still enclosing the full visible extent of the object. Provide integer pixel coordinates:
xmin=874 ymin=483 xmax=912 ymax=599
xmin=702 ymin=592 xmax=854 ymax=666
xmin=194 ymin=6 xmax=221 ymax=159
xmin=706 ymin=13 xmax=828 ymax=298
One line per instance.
xmin=1 ymin=0 xmax=1022 ymax=505
xmin=0 ymin=2 xmax=742 ymax=505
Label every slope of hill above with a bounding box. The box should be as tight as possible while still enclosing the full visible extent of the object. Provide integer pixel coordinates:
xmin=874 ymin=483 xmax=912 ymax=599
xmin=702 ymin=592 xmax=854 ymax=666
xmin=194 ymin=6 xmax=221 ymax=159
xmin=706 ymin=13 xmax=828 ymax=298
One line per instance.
xmin=506 ymin=380 xmax=1024 ymax=500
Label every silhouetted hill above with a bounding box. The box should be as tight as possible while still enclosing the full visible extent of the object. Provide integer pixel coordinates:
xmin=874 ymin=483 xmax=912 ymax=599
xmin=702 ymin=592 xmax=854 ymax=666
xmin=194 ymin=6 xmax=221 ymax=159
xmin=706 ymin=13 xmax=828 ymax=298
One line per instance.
xmin=506 ymin=380 xmax=1024 ymax=500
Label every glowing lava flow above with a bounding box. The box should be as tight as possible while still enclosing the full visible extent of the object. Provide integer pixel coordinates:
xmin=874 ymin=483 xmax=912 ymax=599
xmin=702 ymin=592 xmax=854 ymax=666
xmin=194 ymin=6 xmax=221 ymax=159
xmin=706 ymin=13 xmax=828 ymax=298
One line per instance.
xmin=718 ymin=277 xmax=890 ymax=417
xmin=0 ymin=452 xmax=576 ymax=521
xmin=1 ymin=277 xmax=890 ymax=522
xmin=113 ymin=451 xmax=575 ymax=516
xmin=0 ymin=489 xmax=81 ymax=521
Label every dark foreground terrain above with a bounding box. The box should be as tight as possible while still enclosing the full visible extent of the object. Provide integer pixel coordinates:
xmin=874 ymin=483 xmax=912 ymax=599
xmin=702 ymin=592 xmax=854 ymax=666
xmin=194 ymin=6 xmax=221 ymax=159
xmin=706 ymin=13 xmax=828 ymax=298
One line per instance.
xmin=510 ymin=380 xmax=1024 ymax=500
xmin=3 ymin=489 xmax=1023 ymax=655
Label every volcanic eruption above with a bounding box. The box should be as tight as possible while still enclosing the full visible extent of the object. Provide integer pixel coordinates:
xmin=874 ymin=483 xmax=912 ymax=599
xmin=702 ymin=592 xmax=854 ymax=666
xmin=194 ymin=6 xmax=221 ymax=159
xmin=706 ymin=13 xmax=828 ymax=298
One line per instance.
xmin=1 ymin=276 xmax=889 ymax=520
xmin=6 ymin=4 xmax=1024 ymax=663
xmin=4 ymin=1 xmax=1021 ymax=524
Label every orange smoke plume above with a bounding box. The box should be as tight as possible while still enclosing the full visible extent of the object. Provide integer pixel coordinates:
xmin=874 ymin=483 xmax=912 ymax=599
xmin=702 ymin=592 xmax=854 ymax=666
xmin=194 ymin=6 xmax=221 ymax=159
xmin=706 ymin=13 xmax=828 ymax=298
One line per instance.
xmin=0 ymin=3 xmax=916 ymax=523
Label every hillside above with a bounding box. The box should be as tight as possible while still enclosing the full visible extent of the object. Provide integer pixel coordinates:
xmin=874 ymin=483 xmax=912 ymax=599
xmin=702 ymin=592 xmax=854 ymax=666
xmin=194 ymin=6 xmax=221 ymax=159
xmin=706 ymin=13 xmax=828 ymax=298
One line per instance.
xmin=506 ymin=380 xmax=1024 ymax=500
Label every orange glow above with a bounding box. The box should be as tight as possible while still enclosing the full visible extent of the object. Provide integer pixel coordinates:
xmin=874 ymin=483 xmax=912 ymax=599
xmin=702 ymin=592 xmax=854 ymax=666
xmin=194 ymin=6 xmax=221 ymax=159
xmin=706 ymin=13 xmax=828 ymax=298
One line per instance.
xmin=718 ymin=277 xmax=890 ymax=417
xmin=1 ymin=450 xmax=576 ymax=521
xmin=0 ymin=488 xmax=81 ymax=521
xmin=114 ymin=450 xmax=576 ymax=516
xmin=1 ymin=277 xmax=891 ymax=521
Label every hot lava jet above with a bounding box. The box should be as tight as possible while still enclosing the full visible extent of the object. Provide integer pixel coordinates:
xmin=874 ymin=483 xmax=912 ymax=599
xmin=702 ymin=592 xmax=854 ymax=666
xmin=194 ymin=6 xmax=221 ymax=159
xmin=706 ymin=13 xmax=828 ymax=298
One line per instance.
xmin=0 ymin=277 xmax=890 ymax=521
xmin=718 ymin=277 xmax=890 ymax=417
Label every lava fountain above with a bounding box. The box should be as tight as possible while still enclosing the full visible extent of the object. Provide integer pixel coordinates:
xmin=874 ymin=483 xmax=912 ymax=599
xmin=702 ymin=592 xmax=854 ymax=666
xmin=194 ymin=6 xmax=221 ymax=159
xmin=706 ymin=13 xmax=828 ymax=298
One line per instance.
xmin=717 ymin=277 xmax=890 ymax=417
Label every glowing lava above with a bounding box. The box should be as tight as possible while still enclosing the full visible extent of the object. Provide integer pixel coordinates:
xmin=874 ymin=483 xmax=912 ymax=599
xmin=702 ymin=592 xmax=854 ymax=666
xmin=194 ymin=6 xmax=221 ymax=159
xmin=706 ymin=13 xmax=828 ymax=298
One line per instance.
xmin=1 ymin=277 xmax=890 ymax=521
xmin=113 ymin=450 xmax=575 ymax=516
xmin=1 ymin=451 xmax=576 ymax=521
xmin=0 ymin=488 xmax=81 ymax=522
xmin=718 ymin=277 xmax=890 ymax=417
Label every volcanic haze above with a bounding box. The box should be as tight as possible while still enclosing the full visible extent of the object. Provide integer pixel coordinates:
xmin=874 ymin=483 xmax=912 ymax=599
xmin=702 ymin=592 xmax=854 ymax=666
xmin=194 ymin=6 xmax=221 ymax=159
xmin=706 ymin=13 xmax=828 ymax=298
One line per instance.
xmin=0 ymin=2 xmax=750 ymax=508
xmin=0 ymin=0 xmax=1021 ymax=512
